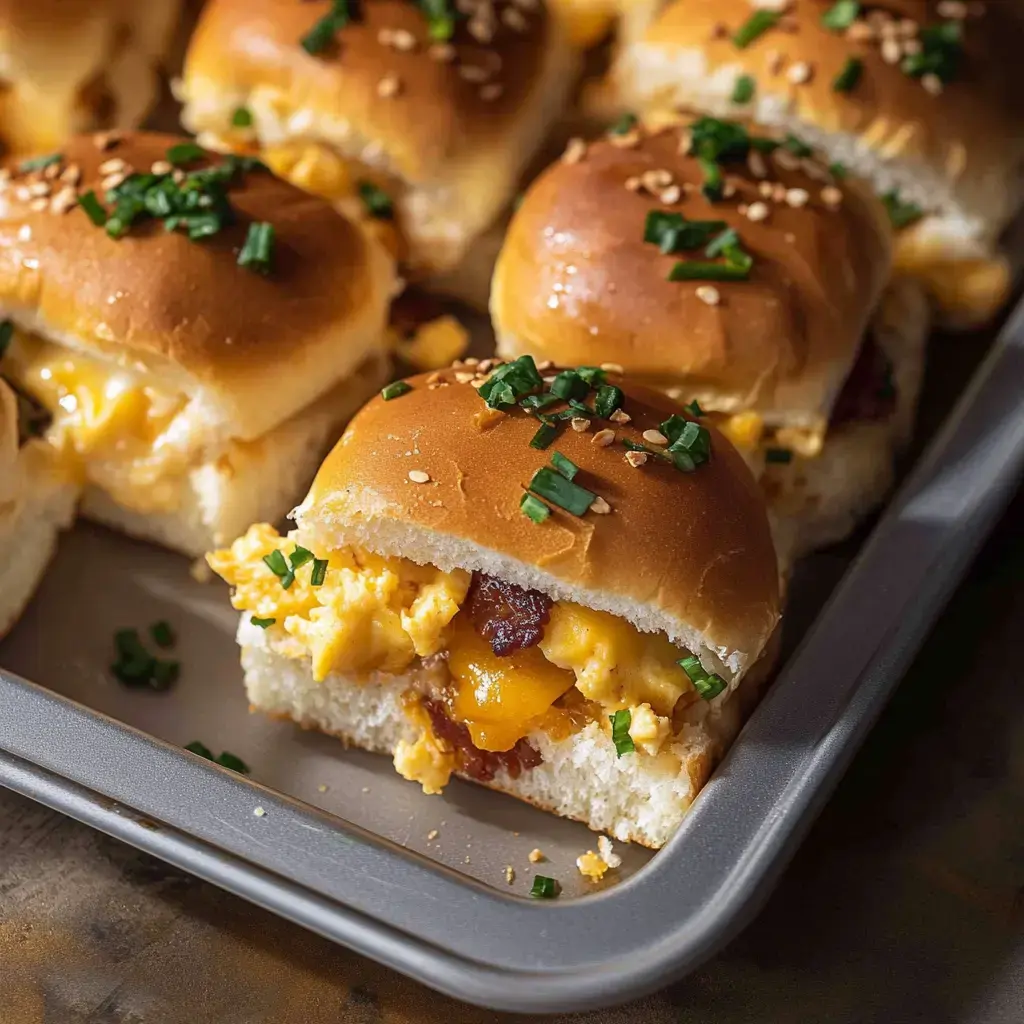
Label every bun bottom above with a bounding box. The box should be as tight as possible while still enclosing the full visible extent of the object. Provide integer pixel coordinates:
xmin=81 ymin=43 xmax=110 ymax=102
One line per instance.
xmin=235 ymin=618 xmax=777 ymax=848
xmin=0 ymin=468 xmax=76 ymax=640
xmin=81 ymin=352 xmax=389 ymax=557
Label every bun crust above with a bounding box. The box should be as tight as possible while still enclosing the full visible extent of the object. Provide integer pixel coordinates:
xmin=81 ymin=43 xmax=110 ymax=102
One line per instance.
xmin=0 ymin=132 xmax=394 ymax=440
xmin=301 ymin=365 xmax=781 ymax=675
xmin=491 ymin=123 xmax=892 ymax=429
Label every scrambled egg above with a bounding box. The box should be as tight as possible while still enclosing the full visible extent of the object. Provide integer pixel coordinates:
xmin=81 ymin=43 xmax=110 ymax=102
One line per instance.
xmin=392 ymin=315 xmax=469 ymax=372
xmin=393 ymin=728 xmax=459 ymax=795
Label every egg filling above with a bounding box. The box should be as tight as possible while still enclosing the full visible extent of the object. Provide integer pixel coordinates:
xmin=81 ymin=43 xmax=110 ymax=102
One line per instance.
xmin=209 ymin=524 xmax=705 ymax=785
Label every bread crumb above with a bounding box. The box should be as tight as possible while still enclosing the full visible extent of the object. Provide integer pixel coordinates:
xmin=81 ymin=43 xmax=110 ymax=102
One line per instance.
xmin=408 ymin=469 xmax=431 ymax=483
xmin=597 ymin=836 xmax=622 ymax=869
xmin=609 ymin=408 xmax=630 ymax=424
xmin=625 ymin=450 xmax=648 ymax=468
xmin=427 ymin=829 xmax=439 ymax=841
xmin=505 ymin=865 xmax=515 ymax=884
xmin=577 ymin=851 xmax=608 ymax=881
xmin=528 ymin=848 xmax=545 ymax=863
xmin=253 ymin=807 xmax=266 ymax=818
xmin=317 ymin=784 xmax=328 ymax=793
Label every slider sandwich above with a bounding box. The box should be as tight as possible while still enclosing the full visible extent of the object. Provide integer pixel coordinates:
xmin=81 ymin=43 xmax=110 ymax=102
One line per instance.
xmin=0 ymin=132 xmax=394 ymax=557
xmin=0 ymin=1 xmax=181 ymax=156
xmin=179 ymin=0 xmax=577 ymax=307
xmin=596 ymin=0 xmax=1024 ymax=326
xmin=0 ymin=377 xmax=76 ymax=638
xmin=491 ymin=118 xmax=930 ymax=560
xmin=208 ymin=361 xmax=781 ymax=847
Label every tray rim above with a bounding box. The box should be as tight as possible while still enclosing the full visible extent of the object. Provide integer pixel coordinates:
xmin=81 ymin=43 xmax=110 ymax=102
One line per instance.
xmin=3 ymin=300 xmax=1024 ymax=1014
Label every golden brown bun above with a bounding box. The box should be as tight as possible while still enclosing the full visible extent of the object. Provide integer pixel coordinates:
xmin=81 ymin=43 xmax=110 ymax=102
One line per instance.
xmin=298 ymin=364 xmax=781 ymax=678
xmin=602 ymin=0 xmax=1024 ymax=256
xmin=0 ymin=132 xmax=394 ymax=442
xmin=180 ymin=0 xmax=577 ymax=275
xmin=0 ymin=1 xmax=180 ymax=155
xmin=491 ymin=122 xmax=892 ymax=432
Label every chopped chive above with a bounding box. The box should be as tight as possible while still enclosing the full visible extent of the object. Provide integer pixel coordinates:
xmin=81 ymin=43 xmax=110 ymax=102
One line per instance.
xmin=833 ymin=57 xmax=863 ymax=93
xmin=520 ymin=393 xmax=561 ymax=412
xmin=151 ymin=661 xmax=180 ymax=690
xmin=731 ymin=74 xmax=756 ymax=104
xmin=576 ymin=366 xmax=607 ymax=386
xmin=704 ymin=227 xmax=740 ymax=260
xmin=550 ymin=451 xmax=579 ymax=481
xmin=750 ymin=136 xmax=780 ymax=154
xmin=684 ymin=399 xmax=705 ymax=417
xmin=78 ymin=190 xmax=108 ymax=227
xmin=698 ymin=155 xmax=724 ymax=202
xmin=251 ymin=616 xmax=277 ymax=628
xmin=678 ymin=654 xmax=727 ymax=700
xmin=828 ymin=161 xmax=848 ymax=179
xmin=732 ymin=9 xmax=779 ymax=48
xmin=289 ymin=546 xmax=314 ymax=569
xmin=185 ymin=741 xmax=215 ymax=760
xmin=529 ymin=875 xmax=561 ymax=899
xmin=549 ymin=370 xmax=588 ymax=401
xmin=232 ymin=106 xmax=254 ymax=128
xmin=150 ymin=621 xmax=175 ymax=648
xmin=881 ymin=191 xmax=924 ymax=230
xmin=663 ymin=416 xmax=712 ymax=467
xmin=263 ymin=549 xmax=295 ymax=590
xmin=609 ymin=709 xmax=635 ymax=757
xmin=765 ymin=447 xmax=793 ymax=464
xmin=821 ymin=0 xmax=860 ymax=31
xmin=166 ymin=142 xmax=205 ymax=166
xmin=902 ymin=20 xmax=962 ymax=84
xmin=0 ymin=319 xmax=12 ymax=359
xmin=382 ymin=380 xmax=413 ymax=401
xmin=310 ymin=558 xmax=328 ymax=587
xmin=478 ymin=354 xmax=542 ymax=409
xmin=608 ymin=112 xmax=638 ymax=136
xmin=301 ymin=1 xmax=350 ymax=53
xmin=530 ymin=422 xmax=558 ymax=450
xmin=520 ymin=492 xmax=551 ymax=523
xmin=783 ymin=134 xmax=813 ymax=158
xmin=215 ymin=751 xmax=250 ymax=774
xmin=594 ymin=384 xmax=624 ymax=419
xmin=18 ymin=152 xmax=61 ymax=173
xmin=237 ymin=221 xmax=275 ymax=274
xmin=358 ymin=180 xmax=394 ymax=219
xmin=420 ymin=0 xmax=455 ymax=41
xmin=527 ymin=466 xmax=596 ymax=516
xmin=645 ymin=210 xmax=728 ymax=254
xmin=668 ymin=260 xmax=750 ymax=282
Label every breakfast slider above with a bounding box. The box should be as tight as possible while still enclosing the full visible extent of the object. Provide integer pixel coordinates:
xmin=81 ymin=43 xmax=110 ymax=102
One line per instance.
xmin=0 ymin=132 xmax=394 ymax=557
xmin=0 ymin=2 xmax=181 ymax=156
xmin=208 ymin=361 xmax=780 ymax=847
xmin=595 ymin=0 xmax=1024 ymax=326
xmin=179 ymin=0 xmax=577 ymax=304
xmin=0 ymin=378 xmax=76 ymax=638
xmin=491 ymin=119 xmax=930 ymax=559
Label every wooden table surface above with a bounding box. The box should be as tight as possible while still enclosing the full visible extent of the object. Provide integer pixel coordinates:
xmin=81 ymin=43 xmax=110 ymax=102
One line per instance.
xmin=4 ymin=491 xmax=1024 ymax=1024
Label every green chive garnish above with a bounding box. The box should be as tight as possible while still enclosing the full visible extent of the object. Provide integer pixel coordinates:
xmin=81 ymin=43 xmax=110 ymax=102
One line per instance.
xmin=661 ymin=415 xmax=712 ymax=468
xmin=185 ymin=740 xmax=215 ymax=760
xmin=382 ymin=380 xmax=413 ymax=401
xmin=263 ymin=549 xmax=295 ymax=590
xmin=420 ymin=0 xmax=455 ymax=41
xmin=594 ymin=384 xmax=623 ymax=419
xmin=215 ymin=751 xmax=251 ymax=774
xmin=645 ymin=211 xmax=728 ymax=254
xmin=684 ymin=399 xmax=705 ymax=417
xmin=18 ymin=153 xmax=61 ymax=173
xmin=902 ymin=20 xmax=962 ymax=84
xmin=289 ymin=546 xmax=314 ymax=569
xmin=550 ymin=451 xmax=579 ymax=481
xmin=765 ymin=448 xmax=793 ymax=464
xmin=78 ymin=190 xmax=107 ymax=227
xmin=829 ymin=161 xmax=848 ymax=179
xmin=358 ymin=180 xmax=393 ymax=219
xmin=530 ymin=421 xmax=558 ymax=450
xmin=251 ymin=616 xmax=277 ymax=628
xmin=608 ymin=112 xmax=638 ymax=136
xmin=704 ymin=227 xmax=741 ymax=260
xmin=668 ymin=260 xmax=750 ymax=282
xmin=311 ymin=558 xmax=328 ymax=587
xmin=529 ymin=875 xmax=561 ymax=899
xmin=520 ymin=493 xmax=550 ymax=523
xmin=833 ymin=57 xmax=863 ymax=93
xmin=237 ymin=221 xmax=275 ymax=274
xmin=609 ymin=709 xmax=635 ymax=757
xmin=678 ymin=654 xmax=727 ymax=700
xmin=527 ymin=466 xmax=596 ymax=517
xmin=550 ymin=370 xmax=588 ymax=401
xmin=301 ymin=0 xmax=350 ymax=53
xmin=478 ymin=355 xmax=542 ymax=409
xmin=576 ymin=366 xmax=607 ymax=386
xmin=150 ymin=621 xmax=175 ymax=648
xmin=881 ymin=191 xmax=924 ymax=229
xmin=520 ymin=393 xmax=561 ymax=412
xmin=732 ymin=9 xmax=779 ymax=48
xmin=821 ymin=0 xmax=860 ymax=31
xmin=232 ymin=107 xmax=254 ymax=128
xmin=166 ymin=142 xmax=205 ymax=166
xmin=783 ymin=134 xmax=813 ymax=158
xmin=0 ymin=319 xmax=12 ymax=359
xmin=731 ymin=74 xmax=756 ymax=104
xmin=698 ymin=155 xmax=724 ymax=202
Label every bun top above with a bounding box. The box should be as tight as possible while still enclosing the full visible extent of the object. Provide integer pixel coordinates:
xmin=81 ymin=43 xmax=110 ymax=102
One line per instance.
xmin=491 ymin=119 xmax=892 ymax=431
xmin=0 ymin=131 xmax=393 ymax=441
xmin=183 ymin=0 xmax=560 ymax=184
xmin=0 ymin=381 xmax=19 ymax=516
xmin=298 ymin=361 xmax=781 ymax=677
xmin=620 ymin=0 xmax=1024 ymax=238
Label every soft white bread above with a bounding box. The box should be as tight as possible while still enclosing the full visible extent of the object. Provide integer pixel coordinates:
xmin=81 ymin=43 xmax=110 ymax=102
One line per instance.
xmin=0 ymin=1 xmax=180 ymax=156
xmin=492 ymin=120 xmax=893 ymax=439
xmin=598 ymin=0 xmax=1024 ymax=325
xmin=237 ymin=616 xmax=774 ymax=847
xmin=0 ymin=382 xmax=76 ymax=638
xmin=179 ymin=0 xmax=578 ymax=282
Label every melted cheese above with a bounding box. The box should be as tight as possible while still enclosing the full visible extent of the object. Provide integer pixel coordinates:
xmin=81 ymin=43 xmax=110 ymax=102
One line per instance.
xmin=262 ymin=143 xmax=355 ymax=202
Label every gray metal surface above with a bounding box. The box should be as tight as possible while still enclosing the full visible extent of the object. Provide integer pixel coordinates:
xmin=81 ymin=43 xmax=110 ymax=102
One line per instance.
xmin=1 ymin=302 xmax=1023 ymax=1013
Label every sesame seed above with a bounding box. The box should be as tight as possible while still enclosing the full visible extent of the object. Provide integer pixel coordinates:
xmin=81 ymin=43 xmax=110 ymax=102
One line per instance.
xmin=600 ymin=362 xmax=624 ymax=374
xmin=93 ymin=131 xmax=121 ymax=151
xmin=773 ymin=148 xmax=800 ymax=171
xmin=27 ymin=181 xmax=50 ymax=197
xmin=454 ymin=371 xmax=476 ymax=383
xmin=641 ymin=169 xmax=673 ymax=191
xmin=821 ymin=185 xmax=843 ymax=208
xmin=502 ymin=6 xmax=529 ymax=30
xmin=468 ymin=15 xmax=494 ymax=42
xmin=881 ymin=37 xmax=903 ymax=64
xmin=377 ymin=27 xmax=395 ymax=45
xmin=696 ymin=284 xmax=721 ymax=306
xmin=43 ymin=162 xmax=62 ymax=181
xmin=660 ymin=185 xmax=681 ymax=204
xmin=562 ymin=137 xmax=587 ymax=164
xmin=528 ymin=848 xmax=545 ymax=863
xmin=609 ymin=407 xmax=631 ymax=423
xmin=50 ymin=188 xmax=77 ymax=214
xmin=480 ymin=83 xmax=503 ymax=101
xmin=392 ymin=28 xmax=417 ymax=50
xmin=14 ymin=186 xmax=30 ymax=202
xmin=898 ymin=17 xmax=919 ymax=37
xmin=722 ymin=180 xmax=737 ymax=198
xmin=592 ymin=429 xmax=615 ymax=446
xmin=625 ymin=450 xmax=648 ymax=468
xmin=846 ymin=21 xmax=875 ymax=42
xmin=938 ymin=0 xmax=968 ymax=15
xmin=800 ymin=158 xmax=830 ymax=181
xmin=570 ymin=417 xmax=590 ymax=432
xmin=408 ymin=470 xmax=431 ymax=483
xmin=28 ymin=197 xmax=48 ymax=212
xmin=746 ymin=201 xmax=770 ymax=222
xmin=459 ymin=63 xmax=489 ymax=82
xmin=477 ymin=359 xmax=494 ymax=373
xmin=771 ymin=182 xmax=786 ymax=203
xmin=624 ymin=176 xmax=642 ymax=192
xmin=98 ymin=157 xmax=127 ymax=176
xmin=786 ymin=61 xmax=813 ymax=85
xmin=462 ymin=356 xmax=480 ymax=366
xmin=758 ymin=180 xmax=775 ymax=198
xmin=643 ymin=429 xmax=668 ymax=445
xmin=785 ymin=187 xmax=810 ymax=208
xmin=608 ymin=129 xmax=640 ymax=149
xmin=427 ymin=372 xmax=443 ymax=384
xmin=101 ymin=172 xmax=127 ymax=192
xmin=377 ymin=74 xmax=402 ymax=98
xmin=590 ymin=496 xmax=612 ymax=514
xmin=427 ymin=829 xmax=439 ymax=840
xmin=748 ymin=150 xmax=769 ymax=178
xmin=429 ymin=43 xmax=456 ymax=61
xmin=921 ymin=73 xmax=943 ymax=96
xmin=150 ymin=160 xmax=172 ymax=175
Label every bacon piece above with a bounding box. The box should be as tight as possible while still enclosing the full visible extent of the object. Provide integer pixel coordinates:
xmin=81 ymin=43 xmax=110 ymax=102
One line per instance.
xmin=831 ymin=335 xmax=897 ymax=428
xmin=424 ymin=700 xmax=543 ymax=782
xmin=465 ymin=573 xmax=553 ymax=656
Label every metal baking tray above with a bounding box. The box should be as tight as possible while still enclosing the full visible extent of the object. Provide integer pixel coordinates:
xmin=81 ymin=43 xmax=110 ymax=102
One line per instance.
xmin=1 ymin=299 xmax=1023 ymax=1014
